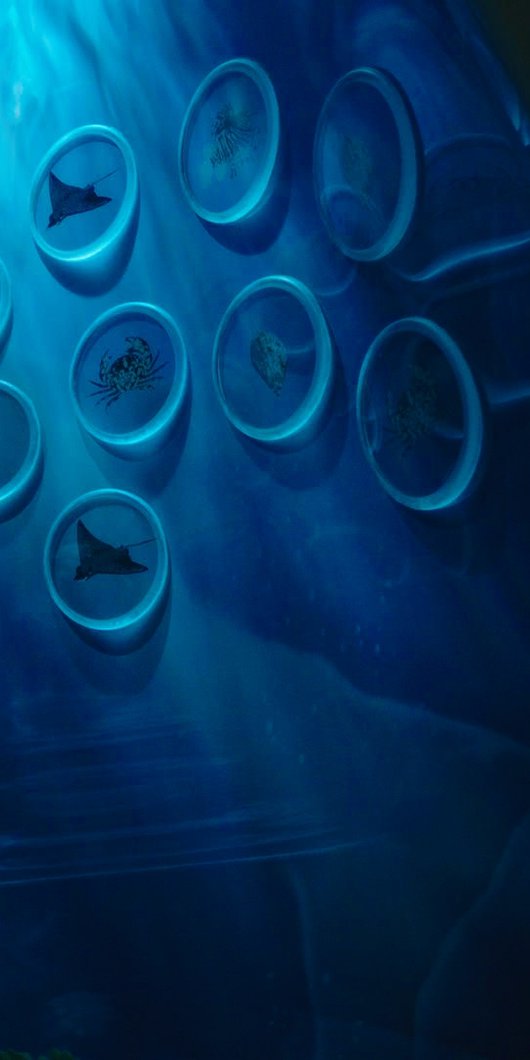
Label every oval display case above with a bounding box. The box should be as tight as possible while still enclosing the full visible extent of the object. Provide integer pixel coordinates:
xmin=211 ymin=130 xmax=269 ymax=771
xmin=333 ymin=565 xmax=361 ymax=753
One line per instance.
xmin=178 ymin=58 xmax=280 ymax=225
xmin=0 ymin=259 xmax=12 ymax=350
xmin=314 ymin=66 xmax=420 ymax=261
xmin=0 ymin=381 xmax=42 ymax=520
xmin=356 ymin=317 xmax=484 ymax=511
xmin=44 ymin=489 xmax=169 ymax=649
xmin=213 ymin=275 xmax=334 ymax=448
xmin=70 ymin=302 xmax=189 ymax=459
xmin=30 ymin=124 xmax=138 ymax=292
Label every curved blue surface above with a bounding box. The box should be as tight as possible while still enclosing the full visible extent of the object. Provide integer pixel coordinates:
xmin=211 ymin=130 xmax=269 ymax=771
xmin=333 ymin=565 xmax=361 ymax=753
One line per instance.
xmin=0 ymin=381 xmax=42 ymax=520
xmin=0 ymin=259 xmax=12 ymax=350
xmin=391 ymin=132 xmax=530 ymax=286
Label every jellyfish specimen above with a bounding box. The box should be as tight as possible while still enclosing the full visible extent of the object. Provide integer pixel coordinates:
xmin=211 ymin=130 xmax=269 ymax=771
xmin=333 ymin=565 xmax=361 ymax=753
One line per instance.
xmin=250 ymin=329 xmax=287 ymax=395
xmin=209 ymin=102 xmax=256 ymax=177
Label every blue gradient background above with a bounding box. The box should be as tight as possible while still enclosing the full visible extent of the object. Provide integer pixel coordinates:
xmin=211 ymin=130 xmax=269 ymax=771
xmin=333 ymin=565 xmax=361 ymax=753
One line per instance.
xmin=1 ymin=0 xmax=530 ymax=1057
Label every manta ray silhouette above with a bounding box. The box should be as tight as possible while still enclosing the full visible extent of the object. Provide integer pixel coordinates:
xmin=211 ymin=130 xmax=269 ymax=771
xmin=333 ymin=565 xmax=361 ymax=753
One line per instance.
xmin=74 ymin=519 xmax=153 ymax=580
xmin=48 ymin=167 xmax=118 ymax=228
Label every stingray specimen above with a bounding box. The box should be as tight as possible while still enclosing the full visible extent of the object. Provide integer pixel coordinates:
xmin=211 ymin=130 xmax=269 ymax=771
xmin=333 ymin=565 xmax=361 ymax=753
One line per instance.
xmin=47 ymin=167 xmax=118 ymax=228
xmin=74 ymin=519 xmax=153 ymax=580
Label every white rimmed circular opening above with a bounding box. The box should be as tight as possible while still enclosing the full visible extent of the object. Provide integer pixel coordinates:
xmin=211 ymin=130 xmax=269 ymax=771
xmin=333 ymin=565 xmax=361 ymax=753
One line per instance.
xmin=30 ymin=124 xmax=138 ymax=282
xmin=0 ymin=381 xmax=42 ymax=519
xmin=70 ymin=302 xmax=188 ymax=458
xmin=178 ymin=58 xmax=280 ymax=225
xmin=314 ymin=66 xmax=419 ymax=261
xmin=213 ymin=275 xmax=334 ymax=447
xmin=44 ymin=489 xmax=169 ymax=634
xmin=356 ymin=317 xmax=484 ymax=510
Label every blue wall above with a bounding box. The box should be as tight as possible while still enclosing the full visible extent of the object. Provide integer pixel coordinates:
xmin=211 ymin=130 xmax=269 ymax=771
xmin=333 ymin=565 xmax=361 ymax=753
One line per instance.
xmin=0 ymin=1 xmax=529 ymax=1057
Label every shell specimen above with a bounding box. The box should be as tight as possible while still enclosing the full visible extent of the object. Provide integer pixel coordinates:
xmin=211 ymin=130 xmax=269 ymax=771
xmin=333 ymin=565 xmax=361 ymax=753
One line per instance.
xmin=250 ymin=329 xmax=287 ymax=395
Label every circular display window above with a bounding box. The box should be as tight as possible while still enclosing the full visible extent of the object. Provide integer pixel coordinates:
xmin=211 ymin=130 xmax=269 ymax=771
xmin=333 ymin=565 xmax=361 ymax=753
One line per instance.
xmin=0 ymin=259 xmax=12 ymax=349
xmin=178 ymin=58 xmax=280 ymax=224
xmin=44 ymin=490 xmax=169 ymax=636
xmin=314 ymin=67 xmax=419 ymax=261
xmin=30 ymin=125 xmax=138 ymax=288
xmin=356 ymin=317 xmax=484 ymax=510
xmin=71 ymin=303 xmax=188 ymax=458
xmin=213 ymin=275 xmax=334 ymax=446
xmin=0 ymin=381 xmax=42 ymax=520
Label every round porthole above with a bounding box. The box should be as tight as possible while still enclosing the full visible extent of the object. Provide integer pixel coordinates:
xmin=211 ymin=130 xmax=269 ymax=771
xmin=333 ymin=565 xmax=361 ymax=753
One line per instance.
xmin=0 ymin=381 xmax=42 ymax=520
xmin=213 ymin=275 xmax=334 ymax=447
xmin=179 ymin=58 xmax=281 ymax=225
xmin=71 ymin=302 xmax=189 ymax=459
xmin=356 ymin=317 xmax=484 ymax=510
xmin=30 ymin=124 xmax=138 ymax=292
xmin=44 ymin=489 xmax=169 ymax=648
xmin=314 ymin=66 xmax=419 ymax=261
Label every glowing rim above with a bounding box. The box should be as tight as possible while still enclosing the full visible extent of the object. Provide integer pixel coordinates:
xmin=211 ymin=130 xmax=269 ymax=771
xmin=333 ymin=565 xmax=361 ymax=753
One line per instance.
xmin=29 ymin=124 xmax=138 ymax=267
xmin=314 ymin=66 xmax=419 ymax=261
xmin=178 ymin=57 xmax=280 ymax=224
xmin=356 ymin=317 xmax=484 ymax=511
xmin=44 ymin=489 xmax=169 ymax=633
xmin=0 ymin=259 xmax=12 ymax=347
xmin=70 ymin=302 xmax=189 ymax=453
xmin=0 ymin=381 xmax=42 ymax=515
xmin=213 ymin=275 xmax=334 ymax=445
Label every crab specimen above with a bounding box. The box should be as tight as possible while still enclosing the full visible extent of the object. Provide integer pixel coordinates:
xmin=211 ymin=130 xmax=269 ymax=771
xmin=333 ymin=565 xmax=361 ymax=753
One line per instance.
xmin=90 ymin=335 xmax=167 ymax=409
